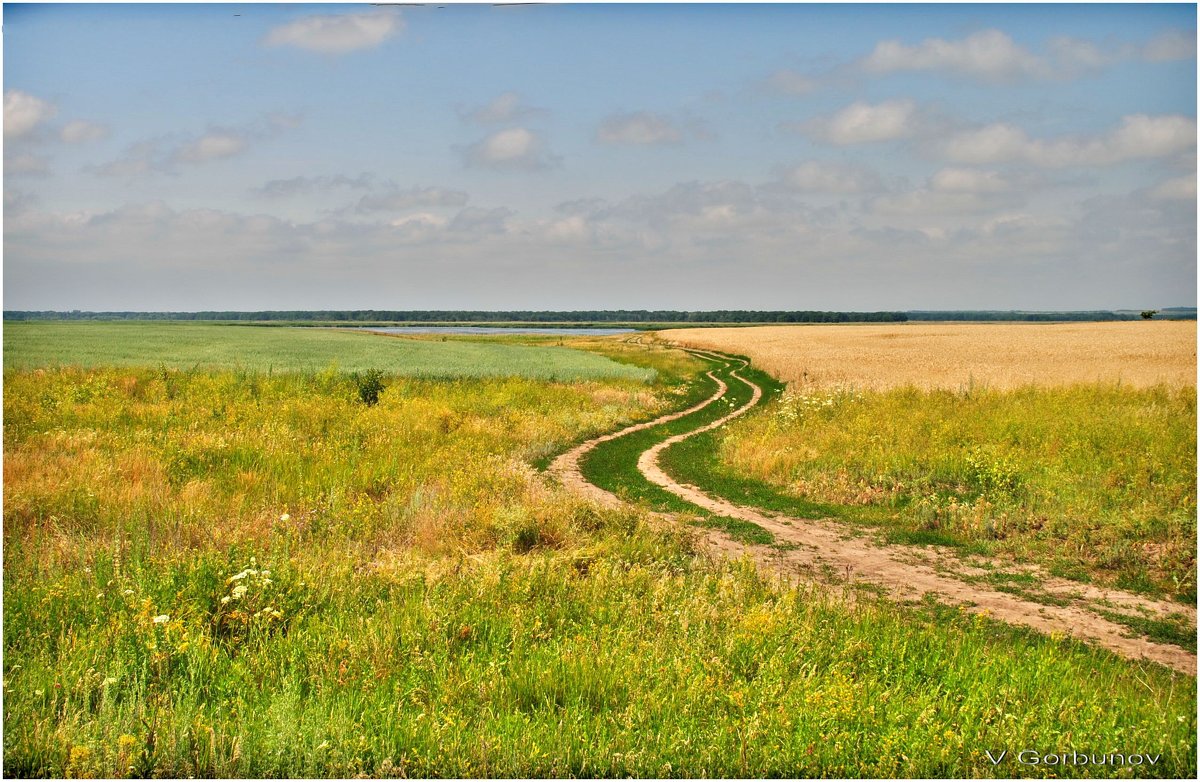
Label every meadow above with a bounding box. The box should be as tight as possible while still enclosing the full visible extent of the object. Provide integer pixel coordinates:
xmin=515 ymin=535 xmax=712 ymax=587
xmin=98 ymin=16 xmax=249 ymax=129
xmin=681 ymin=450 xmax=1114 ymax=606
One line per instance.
xmin=1 ymin=321 xmax=653 ymax=381
xmin=2 ymin=324 xmax=1196 ymax=777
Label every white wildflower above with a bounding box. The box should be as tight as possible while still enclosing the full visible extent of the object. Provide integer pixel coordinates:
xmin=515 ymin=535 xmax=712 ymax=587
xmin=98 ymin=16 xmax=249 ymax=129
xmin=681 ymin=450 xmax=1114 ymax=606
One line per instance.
xmin=152 ymin=614 xmax=169 ymax=624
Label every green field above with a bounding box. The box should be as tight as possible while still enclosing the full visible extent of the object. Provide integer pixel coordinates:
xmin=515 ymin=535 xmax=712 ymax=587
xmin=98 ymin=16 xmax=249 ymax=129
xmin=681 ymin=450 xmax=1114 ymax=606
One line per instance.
xmin=2 ymin=325 xmax=1195 ymax=777
xmin=1 ymin=322 xmax=653 ymax=381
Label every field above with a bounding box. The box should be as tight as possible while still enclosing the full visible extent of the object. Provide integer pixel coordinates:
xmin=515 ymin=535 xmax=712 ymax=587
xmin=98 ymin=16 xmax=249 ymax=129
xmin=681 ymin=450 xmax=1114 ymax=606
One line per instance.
xmin=1 ymin=322 xmax=653 ymax=381
xmin=665 ymin=323 xmax=1197 ymax=600
xmin=664 ymin=321 xmax=1197 ymax=390
xmin=3 ymin=323 xmax=1196 ymax=777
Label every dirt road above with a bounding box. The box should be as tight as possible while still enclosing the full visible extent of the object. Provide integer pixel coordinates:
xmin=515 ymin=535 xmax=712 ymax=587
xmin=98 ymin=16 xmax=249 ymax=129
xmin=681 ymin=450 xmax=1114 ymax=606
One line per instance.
xmin=550 ymin=348 xmax=1197 ymax=675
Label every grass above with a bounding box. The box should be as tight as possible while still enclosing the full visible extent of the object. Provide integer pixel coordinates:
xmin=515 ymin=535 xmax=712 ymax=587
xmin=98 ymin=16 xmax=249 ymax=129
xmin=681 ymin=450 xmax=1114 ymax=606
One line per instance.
xmin=573 ymin=350 xmax=779 ymax=547
xmin=692 ymin=383 xmax=1196 ymax=600
xmin=2 ymin=321 xmax=654 ymax=381
xmin=3 ymin=328 xmax=1197 ymax=776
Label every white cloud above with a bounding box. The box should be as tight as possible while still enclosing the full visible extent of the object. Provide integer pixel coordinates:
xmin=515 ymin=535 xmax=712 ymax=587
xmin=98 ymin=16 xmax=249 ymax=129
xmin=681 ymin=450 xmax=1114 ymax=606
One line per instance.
xmin=255 ymin=174 xmax=375 ymax=198
xmin=804 ymin=99 xmax=918 ymax=145
xmin=449 ymin=206 xmax=513 ymax=236
xmin=462 ymin=92 xmax=544 ymax=125
xmin=870 ymin=190 xmax=1020 ymax=217
xmin=356 ymin=187 xmax=469 ymax=213
xmin=1143 ymin=30 xmax=1196 ymax=62
xmin=460 ymin=127 xmax=559 ymax=170
xmin=942 ymin=114 xmax=1196 ymax=167
xmin=91 ymin=140 xmax=163 ymax=178
xmin=4 ymin=152 xmax=51 ymax=176
xmin=861 ymin=29 xmax=1047 ymax=82
xmin=59 ymin=120 xmax=109 ymax=144
xmin=4 ymin=90 xmax=56 ymax=139
xmin=93 ymin=114 xmax=299 ymax=177
xmin=263 ymin=9 xmax=401 ymax=54
xmin=857 ymin=28 xmax=1195 ymax=85
xmin=1148 ymin=175 xmax=1197 ymax=201
xmin=596 ymin=112 xmax=684 ymax=146
xmin=172 ymin=132 xmax=247 ymax=163
xmin=773 ymin=160 xmax=883 ymax=193
xmin=928 ymin=167 xmax=1014 ymax=193
xmin=765 ymin=69 xmax=817 ymax=95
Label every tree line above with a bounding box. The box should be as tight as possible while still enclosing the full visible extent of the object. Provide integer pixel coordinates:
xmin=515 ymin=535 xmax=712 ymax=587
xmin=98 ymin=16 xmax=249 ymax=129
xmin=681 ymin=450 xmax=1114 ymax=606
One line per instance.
xmin=3 ymin=310 xmax=910 ymax=323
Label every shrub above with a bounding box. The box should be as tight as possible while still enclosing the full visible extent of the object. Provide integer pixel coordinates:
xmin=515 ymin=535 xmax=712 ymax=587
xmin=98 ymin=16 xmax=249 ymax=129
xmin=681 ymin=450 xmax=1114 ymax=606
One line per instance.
xmin=353 ymin=368 xmax=386 ymax=406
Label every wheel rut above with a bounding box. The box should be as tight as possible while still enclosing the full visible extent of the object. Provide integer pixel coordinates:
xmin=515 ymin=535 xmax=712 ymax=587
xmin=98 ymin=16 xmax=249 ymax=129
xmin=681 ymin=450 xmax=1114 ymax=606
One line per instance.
xmin=550 ymin=347 xmax=1196 ymax=675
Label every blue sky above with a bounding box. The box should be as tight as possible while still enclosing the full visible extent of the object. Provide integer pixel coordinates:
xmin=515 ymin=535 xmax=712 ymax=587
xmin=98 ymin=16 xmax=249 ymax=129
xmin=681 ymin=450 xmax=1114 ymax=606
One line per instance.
xmin=3 ymin=2 xmax=1196 ymax=311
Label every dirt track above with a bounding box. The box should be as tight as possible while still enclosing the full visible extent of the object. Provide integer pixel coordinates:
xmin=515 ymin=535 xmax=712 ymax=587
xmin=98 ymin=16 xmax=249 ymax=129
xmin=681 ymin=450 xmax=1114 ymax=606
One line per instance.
xmin=550 ymin=348 xmax=1197 ymax=675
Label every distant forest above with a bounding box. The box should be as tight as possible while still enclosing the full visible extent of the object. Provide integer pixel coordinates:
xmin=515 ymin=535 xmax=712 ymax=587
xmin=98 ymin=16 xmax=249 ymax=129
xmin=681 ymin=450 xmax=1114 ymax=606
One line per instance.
xmin=4 ymin=309 xmax=1195 ymax=323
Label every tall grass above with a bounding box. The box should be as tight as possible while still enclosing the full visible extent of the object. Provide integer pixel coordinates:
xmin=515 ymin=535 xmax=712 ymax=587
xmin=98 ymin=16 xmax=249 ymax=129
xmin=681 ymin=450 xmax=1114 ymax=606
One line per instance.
xmin=3 ymin=351 xmax=1195 ymax=777
xmin=707 ymin=383 xmax=1197 ymax=598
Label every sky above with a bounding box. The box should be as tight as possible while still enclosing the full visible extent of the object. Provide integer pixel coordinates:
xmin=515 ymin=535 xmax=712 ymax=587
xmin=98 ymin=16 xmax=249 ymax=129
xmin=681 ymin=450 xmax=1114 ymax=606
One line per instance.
xmin=2 ymin=2 xmax=1196 ymax=312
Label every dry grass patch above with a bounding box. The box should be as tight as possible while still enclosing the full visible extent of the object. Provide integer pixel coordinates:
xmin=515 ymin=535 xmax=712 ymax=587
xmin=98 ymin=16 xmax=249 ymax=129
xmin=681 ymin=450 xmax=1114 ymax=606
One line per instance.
xmin=663 ymin=321 xmax=1196 ymax=390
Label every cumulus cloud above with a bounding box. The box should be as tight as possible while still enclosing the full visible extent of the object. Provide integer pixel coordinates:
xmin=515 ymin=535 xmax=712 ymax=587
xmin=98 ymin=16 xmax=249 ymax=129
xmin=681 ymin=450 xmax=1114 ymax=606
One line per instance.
xmin=765 ymin=69 xmax=818 ymax=95
xmin=59 ymin=120 xmax=110 ymax=144
xmin=1148 ymin=175 xmax=1197 ymax=201
xmin=93 ymin=114 xmax=300 ymax=177
xmin=856 ymin=27 xmax=1196 ymax=84
xmin=4 ymin=89 xmax=56 ymax=139
xmin=172 ymin=132 xmax=247 ymax=163
xmin=90 ymin=140 xmax=164 ymax=178
xmin=870 ymin=188 xmax=1022 ymax=217
xmin=1142 ymin=29 xmax=1196 ymax=62
xmin=449 ymin=206 xmax=513 ymax=236
xmin=355 ymin=186 xmax=469 ymax=214
xmin=460 ymin=127 xmax=559 ymax=170
xmin=928 ymin=167 xmax=1016 ymax=193
xmin=772 ymin=160 xmax=884 ymax=193
xmin=942 ymin=114 xmax=1196 ymax=167
xmin=802 ymin=99 xmax=919 ymax=145
xmin=461 ymin=92 xmax=545 ymax=125
xmin=263 ymin=9 xmax=401 ymax=54
xmin=596 ymin=112 xmax=685 ymax=146
xmin=255 ymin=174 xmax=375 ymax=198
xmin=861 ymin=29 xmax=1047 ymax=82
xmin=4 ymin=152 xmax=51 ymax=176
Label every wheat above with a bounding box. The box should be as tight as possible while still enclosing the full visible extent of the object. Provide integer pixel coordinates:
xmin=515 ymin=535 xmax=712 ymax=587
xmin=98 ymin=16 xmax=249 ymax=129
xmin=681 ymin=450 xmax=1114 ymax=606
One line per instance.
xmin=664 ymin=321 xmax=1196 ymax=390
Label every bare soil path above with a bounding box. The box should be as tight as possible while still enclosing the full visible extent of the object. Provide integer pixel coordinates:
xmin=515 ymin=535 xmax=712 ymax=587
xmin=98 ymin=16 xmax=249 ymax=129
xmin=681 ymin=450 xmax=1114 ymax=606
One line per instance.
xmin=551 ymin=347 xmax=1197 ymax=675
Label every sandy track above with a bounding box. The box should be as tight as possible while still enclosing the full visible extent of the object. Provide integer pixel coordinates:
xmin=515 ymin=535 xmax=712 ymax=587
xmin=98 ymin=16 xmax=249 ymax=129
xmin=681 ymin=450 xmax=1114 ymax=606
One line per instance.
xmin=551 ymin=348 xmax=1196 ymax=675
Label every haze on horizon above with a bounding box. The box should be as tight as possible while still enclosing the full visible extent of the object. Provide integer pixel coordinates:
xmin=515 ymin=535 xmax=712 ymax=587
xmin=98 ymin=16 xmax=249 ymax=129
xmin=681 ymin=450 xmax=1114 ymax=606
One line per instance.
xmin=3 ymin=2 xmax=1196 ymax=312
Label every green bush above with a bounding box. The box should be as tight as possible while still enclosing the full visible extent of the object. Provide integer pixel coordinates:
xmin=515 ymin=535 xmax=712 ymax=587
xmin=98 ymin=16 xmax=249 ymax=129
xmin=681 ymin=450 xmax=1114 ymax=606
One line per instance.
xmin=352 ymin=368 xmax=386 ymax=406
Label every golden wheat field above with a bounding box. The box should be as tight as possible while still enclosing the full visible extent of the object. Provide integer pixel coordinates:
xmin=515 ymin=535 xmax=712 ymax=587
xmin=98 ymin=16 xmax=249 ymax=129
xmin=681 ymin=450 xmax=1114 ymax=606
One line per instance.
xmin=663 ymin=321 xmax=1197 ymax=390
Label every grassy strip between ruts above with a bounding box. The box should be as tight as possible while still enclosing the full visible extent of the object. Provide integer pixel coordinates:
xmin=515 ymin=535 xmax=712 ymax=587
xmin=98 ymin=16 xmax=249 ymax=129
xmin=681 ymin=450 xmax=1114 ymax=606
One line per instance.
xmin=576 ymin=351 xmax=777 ymax=545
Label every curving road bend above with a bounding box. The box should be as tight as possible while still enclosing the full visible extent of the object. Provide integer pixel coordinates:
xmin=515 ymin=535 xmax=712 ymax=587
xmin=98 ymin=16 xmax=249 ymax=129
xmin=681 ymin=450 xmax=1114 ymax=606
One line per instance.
xmin=550 ymin=346 xmax=1196 ymax=674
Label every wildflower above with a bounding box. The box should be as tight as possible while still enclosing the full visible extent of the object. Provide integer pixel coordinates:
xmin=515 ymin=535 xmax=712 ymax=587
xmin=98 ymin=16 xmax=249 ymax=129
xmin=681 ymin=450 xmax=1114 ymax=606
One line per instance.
xmin=122 ymin=589 xmax=134 ymax=596
xmin=220 ymin=596 xmax=231 ymax=604
xmin=103 ymin=677 xmax=118 ymax=686
xmin=280 ymin=513 xmax=290 ymax=522
xmin=152 ymin=614 xmax=169 ymax=624
xmin=231 ymin=584 xmax=247 ymax=600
